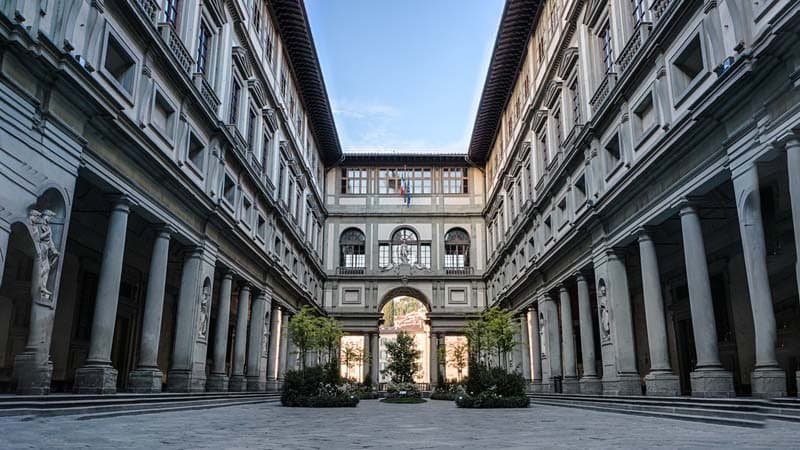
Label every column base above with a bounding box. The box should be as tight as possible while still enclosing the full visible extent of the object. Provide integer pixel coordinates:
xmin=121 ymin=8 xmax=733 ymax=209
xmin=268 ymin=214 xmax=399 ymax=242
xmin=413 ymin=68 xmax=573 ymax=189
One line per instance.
xmin=750 ymin=368 xmax=786 ymax=398
xmin=579 ymin=377 xmax=602 ymax=395
xmin=690 ymin=368 xmax=735 ymax=398
xmin=127 ymin=368 xmax=163 ymax=393
xmin=602 ymin=374 xmax=642 ymax=396
xmin=206 ymin=374 xmax=229 ymax=392
xmin=14 ymin=353 xmax=53 ymax=395
xmin=267 ymin=378 xmax=279 ymax=392
xmin=644 ymin=371 xmax=680 ymax=396
xmin=166 ymin=370 xmax=205 ymax=393
xmin=562 ymin=377 xmax=580 ymax=394
xmin=229 ymin=375 xmax=247 ymax=392
xmin=74 ymin=364 xmax=117 ymax=394
xmin=246 ymin=376 xmax=266 ymax=392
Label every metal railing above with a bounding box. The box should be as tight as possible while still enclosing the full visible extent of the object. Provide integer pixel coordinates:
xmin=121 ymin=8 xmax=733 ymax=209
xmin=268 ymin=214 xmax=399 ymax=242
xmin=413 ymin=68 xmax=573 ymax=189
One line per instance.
xmin=445 ymin=266 xmax=474 ymax=276
xmin=336 ymin=267 xmax=365 ymax=275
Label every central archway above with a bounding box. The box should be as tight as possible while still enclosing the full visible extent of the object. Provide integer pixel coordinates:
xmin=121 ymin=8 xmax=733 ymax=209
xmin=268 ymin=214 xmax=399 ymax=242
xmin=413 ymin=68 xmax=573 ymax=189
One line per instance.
xmin=378 ymin=291 xmax=430 ymax=388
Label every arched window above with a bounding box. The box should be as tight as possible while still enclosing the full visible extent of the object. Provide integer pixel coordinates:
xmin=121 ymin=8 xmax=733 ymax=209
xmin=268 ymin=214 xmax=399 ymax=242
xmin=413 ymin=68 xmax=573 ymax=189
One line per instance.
xmin=444 ymin=229 xmax=470 ymax=273
xmin=391 ymin=228 xmax=418 ymax=265
xmin=339 ymin=228 xmax=365 ymax=270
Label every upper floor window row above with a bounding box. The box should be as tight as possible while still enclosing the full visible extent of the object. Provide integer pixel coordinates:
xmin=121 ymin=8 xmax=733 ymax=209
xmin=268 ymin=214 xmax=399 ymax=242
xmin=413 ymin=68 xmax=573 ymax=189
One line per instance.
xmin=339 ymin=167 xmax=470 ymax=195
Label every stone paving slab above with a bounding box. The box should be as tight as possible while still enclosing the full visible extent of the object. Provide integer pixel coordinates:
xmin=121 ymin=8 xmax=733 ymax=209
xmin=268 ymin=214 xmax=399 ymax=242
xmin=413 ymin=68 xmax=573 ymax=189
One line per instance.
xmin=0 ymin=399 xmax=795 ymax=449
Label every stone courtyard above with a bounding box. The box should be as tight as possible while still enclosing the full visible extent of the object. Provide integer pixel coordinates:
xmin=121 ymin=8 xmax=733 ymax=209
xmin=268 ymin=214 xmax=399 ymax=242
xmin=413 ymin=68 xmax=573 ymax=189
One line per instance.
xmin=1 ymin=400 xmax=796 ymax=449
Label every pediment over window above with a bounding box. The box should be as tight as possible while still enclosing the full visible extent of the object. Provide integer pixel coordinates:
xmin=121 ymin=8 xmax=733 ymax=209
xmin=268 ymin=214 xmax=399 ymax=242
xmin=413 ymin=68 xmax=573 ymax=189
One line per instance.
xmin=584 ymin=0 xmax=609 ymax=27
xmin=205 ymin=0 xmax=227 ymax=27
xmin=533 ymin=109 xmax=549 ymax=132
xmin=558 ymin=48 xmax=579 ymax=79
xmin=545 ymin=79 xmax=563 ymax=108
xmin=232 ymin=46 xmax=252 ymax=77
xmin=262 ymin=108 xmax=278 ymax=133
xmin=248 ymin=78 xmax=266 ymax=107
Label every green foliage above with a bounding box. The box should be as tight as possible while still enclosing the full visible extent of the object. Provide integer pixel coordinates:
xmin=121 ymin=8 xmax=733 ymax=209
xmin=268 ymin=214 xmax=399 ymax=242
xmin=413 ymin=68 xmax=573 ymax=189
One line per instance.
xmin=464 ymin=307 xmax=517 ymax=370
xmin=288 ymin=307 xmax=343 ymax=369
xmin=385 ymin=381 xmax=421 ymax=399
xmin=447 ymin=341 xmax=469 ymax=382
xmin=281 ymin=362 xmax=359 ymax=407
xmin=431 ymin=380 xmax=464 ymax=400
xmin=381 ymin=397 xmax=426 ymax=404
xmin=455 ymin=393 xmax=529 ymax=408
xmin=341 ymin=342 xmax=364 ymax=380
xmin=382 ymin=331 xmax=421 ymax=384
xmin=464 ymin=363 xmax=526 ymax=398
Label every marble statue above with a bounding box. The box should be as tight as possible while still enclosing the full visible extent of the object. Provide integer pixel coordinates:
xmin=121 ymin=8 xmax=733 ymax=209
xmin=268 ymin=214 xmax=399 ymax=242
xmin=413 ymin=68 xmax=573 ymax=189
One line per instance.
xmin=198 ymin=284 xmax=210 ymax=339
xmin=28 ymin=209 xmax=59 ymax=303
xmin=598 ymin=281 xmax=611 ymax=339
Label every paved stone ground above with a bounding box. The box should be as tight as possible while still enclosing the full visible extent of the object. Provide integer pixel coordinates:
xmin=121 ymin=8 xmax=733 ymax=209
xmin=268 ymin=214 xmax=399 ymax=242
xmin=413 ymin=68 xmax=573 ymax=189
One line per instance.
xmin=0 ymin=400 xmax=796 ymax=449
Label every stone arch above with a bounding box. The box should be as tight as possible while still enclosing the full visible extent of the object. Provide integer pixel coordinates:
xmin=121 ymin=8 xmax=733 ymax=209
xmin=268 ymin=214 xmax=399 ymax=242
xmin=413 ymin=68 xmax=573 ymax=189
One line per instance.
xmin=379 ymin=286 xmax=431 ymax=312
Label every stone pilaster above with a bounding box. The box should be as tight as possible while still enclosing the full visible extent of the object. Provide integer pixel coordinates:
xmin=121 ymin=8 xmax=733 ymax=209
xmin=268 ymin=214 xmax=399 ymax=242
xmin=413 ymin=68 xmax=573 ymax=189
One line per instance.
xmin=277 ymin=312 xmax=290 ymax=387
xmin=605 ymin=249 xmax=642 ymax=396
xmin=679 ymin=202 xmax=735 ymax=397
xmin=246 ymin=290 xmax=270 ymax=391
xmin=207 ymin=271 xmax=234 ymax=392
xmin=370 ymin=332 xmax=380 ymax=386
xmin=129 ymin=226 xmax=172 ymax=393
xmin=541 ymin=293 xmax=561 ymax=392
xmin=732 ymin=166 xmax=786 ymax=398
xmin=74 ymin=197 xmax=131 ymax=394
xmin=528 ymin=306 xmax=544 ymax=392
xmin=576 ymin=272 xmax=601 ymax=394
xmin=0 ymin=221 xmax=9 ymax=288
xmin=266 ymin=305 xmax=282 ymax=391
xmin=559 ymin=285 xmax=579 ymax=393
xmin=519 ymin=314 xmax=531 ymax=382
xmin=429 ymin=332 xmax=439 ymax=386
xmin=637 ymin=230 xmax=680 ymax=396
xmin=229 ymin=285 xmax=251 ymax=391
xmin=166 ymin=245 xmax=216 ymax=392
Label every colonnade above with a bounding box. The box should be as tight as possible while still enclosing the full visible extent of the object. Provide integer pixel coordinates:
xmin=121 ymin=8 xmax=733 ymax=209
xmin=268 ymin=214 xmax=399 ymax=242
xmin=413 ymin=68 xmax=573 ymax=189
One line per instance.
xmin=519 ymin=151 xmax=800 ymax=398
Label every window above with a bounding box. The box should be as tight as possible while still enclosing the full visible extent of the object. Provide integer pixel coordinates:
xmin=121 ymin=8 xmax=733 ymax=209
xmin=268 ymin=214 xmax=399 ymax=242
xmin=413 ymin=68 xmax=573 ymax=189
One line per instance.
xmin=256 ymin=214 xmax=266 ymax=240
xmin=569 ymin=78 xmax=581 ymax=126
xmin=553 ymin=109 xmax=563 ymax=146
xmin=544 ymin=216 xmax=552 ymax=239
xmin=601 ymin=21 xmax=614 ymax=74
xmin=277 ymin=160 xmax=286 ymax=201
xmin=187 ymin=133 xmax=205 ymax=171
xmin=274 ymin=237 xmax=282 ymax=255
xmin=391 ymin=228 xmax=418 ymax=264
xmin=103 ymin=35 xmax=136 ymax=95
xmin=575 ymin=174 xmax=587 ymax=206
xmin=672 ymin=34 xmax=704 ymax=97
xmin=419 ymin=244 xmax=431 ymax=268
xmin=444 ymin=228 xmax=470 ymax=269
xmin=341 ymin=168 xmax=368 ymax=194
xmin=151 ymin=90 xmax=175 ymax=137
xmin=228 ymin=79 xmax=241 ymax=125
xmin=605 ymin=133 xmax=621 ymax=173
xmin=165 ymin=0 xmax=180 ymax=30
xmin=633 ymin=93 xmax=656 ymax=141
xmin=538 ymin=129 xmax=549 ymax=169
xmin=378 ymin=168 xmax=431 ymax=194
xmin=246 ymin=108 xmax=257 ymax=149
xmin=241 ymin=196 xmax=253 ymax=228
xmin=196 ymin=21 xmax=211 ymax=75
xmin=557 ymin=197 xmax=567 ymax=228
xmin=378 ymin=244 xmax=391 ymax=268
xmin=632 ymin=0 xmax=647 ymax=25
xmin=258 ymin=133 xmax=270 ymax=170
xmin=339 ymin=228 xmax=366 ymax=268
xmin=222 ymin=173 xmax=236 ymax=206
xmin=294 ymin=190 xmax=302 ymax=221
xmin=443 ymin=168 xmax=469 ymax=194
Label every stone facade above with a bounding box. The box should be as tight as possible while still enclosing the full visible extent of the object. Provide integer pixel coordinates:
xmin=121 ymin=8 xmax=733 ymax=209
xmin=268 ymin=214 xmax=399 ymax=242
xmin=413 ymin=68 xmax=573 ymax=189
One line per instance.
xmin=2 ymin=0 xmax=800 ymax=400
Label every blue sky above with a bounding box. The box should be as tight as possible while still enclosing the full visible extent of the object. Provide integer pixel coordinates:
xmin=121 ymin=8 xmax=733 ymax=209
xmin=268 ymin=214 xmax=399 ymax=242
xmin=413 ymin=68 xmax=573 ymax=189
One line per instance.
xmin=305 ymin=0 xmax=505 ymax=153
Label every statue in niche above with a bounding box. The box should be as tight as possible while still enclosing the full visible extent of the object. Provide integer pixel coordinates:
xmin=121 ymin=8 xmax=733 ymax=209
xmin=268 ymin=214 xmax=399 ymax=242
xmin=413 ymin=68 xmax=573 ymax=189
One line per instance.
xmin=598 ymin=281 xmax=611 ymax=340
xmin=198 ymin=284 xmax=211 ymax=339
xmin=539 ymin=311 xmax=547 ymax=358
xmin=399 ymin=239 xmax=411 ymax=265
xmin=29 ymin=209 xmax=59 ymax=305
xmin=262 ymin=319 xmax=270 ymax=355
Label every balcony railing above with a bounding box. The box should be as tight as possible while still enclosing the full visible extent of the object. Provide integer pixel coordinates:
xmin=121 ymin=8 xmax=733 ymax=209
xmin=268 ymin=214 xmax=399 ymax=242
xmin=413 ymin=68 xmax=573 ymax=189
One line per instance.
xmin=336 ymin=267 xmax=365 ymax=275
xmin=616 ymin=22 xmax=651 ymax=75
xmin=133 ymin=0 xmax=160 ymax=25
xmin=651 ymin=0 xmax=672 ymax=23
xmin=193 ymin=73 xmax=220 ymax=112
xmin=589 ymin=72 xmax=617 ymax=112
xmin=445 ymin=266 xmax=474 ymax=276
xmin=158 ymin=23 xmax=194 ymax=75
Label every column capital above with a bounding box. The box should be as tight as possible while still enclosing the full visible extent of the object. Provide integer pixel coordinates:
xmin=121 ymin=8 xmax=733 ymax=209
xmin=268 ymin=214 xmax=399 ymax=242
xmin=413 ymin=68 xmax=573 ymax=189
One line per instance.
xmin=106 ymin=194 xmax=133 ymax=212
xmin=676 ymin=197 xmax=702 ymax=215
xmin=183 ymin=245 xmax=204 ymax=259
xmin=539 ymin=292 xmax=553 ymax=303
xmin=784 ymin=136 xmax=800 ymax=150
xmin=153 ymin=223 xmax=175 ymax=237
xmin=221 ymin=270 xmax=234 ymax=281
xmin=558 ymin=284 xmax=569 ymax=294
xmin=605 ymin=247 xmax=626 ymax=260
xmin=239 ymin=283 xmax=252 ymax=293
xmin=575 ymin=270 xmax=587 ymax=282
xmin=636 ymin=227 xmax=654 ymax=242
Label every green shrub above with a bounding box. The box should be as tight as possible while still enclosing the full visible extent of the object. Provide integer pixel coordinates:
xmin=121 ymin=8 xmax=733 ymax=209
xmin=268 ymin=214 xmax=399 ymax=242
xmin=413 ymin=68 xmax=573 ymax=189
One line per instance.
xmin=455 ymin=392 xmax=529 ymax=408
xmin=430 ymin=391 xmax=458 ymax=400
xmin=381 ymin=397 xmax=427 ymax=404
xmin=281 ymin=363 xmax=358 ymax=407
xmin=384 ymin=381 xmax=421 ymax=399
xmin=431 ymin=380 xmax=463 ymax=400
xmin=464 ymin=363 xmax=526 ymax=398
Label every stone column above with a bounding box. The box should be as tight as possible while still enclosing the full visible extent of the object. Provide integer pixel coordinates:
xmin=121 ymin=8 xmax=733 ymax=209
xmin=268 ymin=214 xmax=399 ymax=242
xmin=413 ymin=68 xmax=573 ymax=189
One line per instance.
xmin=229 ymin=284 xmax=251 ymax=391
xmin=370 ymin=332 xmax=380 ymax=386
xmin=576 ymin=272 xmax=601 ymax=394
xmin=559 ymin=285 xmax=579 ymax=393
xmin=207 ymin=271 xmax=234 ymax=391
xmin=362 ymin=334 xmax=371 ymax=383
xmin=528 ymin=306 xmax=543 ymax=392
xmin=519 ymin=315 xmax=532 ymax=382
xmin=74 ymin=197 xmax=131 ymax=394
xmin=277 ymin=313 xmax=290 ymax=386
xmin=266 ymin=305 xmax=282 ymax=390
xmin=637 ymin=230 xmax=680 ymax=396
xmin=0 ymin=221 xmax=9 ymax=288
xmin=247 ymin=290 xmax=270 ymax=391
xmin=167 ymin=246 xmax=215 ymax=392
xmin=679 ymin=202 xmax=734 ymax=397
xmin=541 ymin=293 xmax=561 ymax=391
xmin=789 ymin=138 xmax=800 ymax=401
xmin=129 ymin=226 xmax=172 ymax=393
xmin=429 ymin=332 xmax=439 ymax=387
xmin=606 ymin=249 xmax=642 ymax=395
xmin=733 ymin=166 xmax=786 ymax=397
